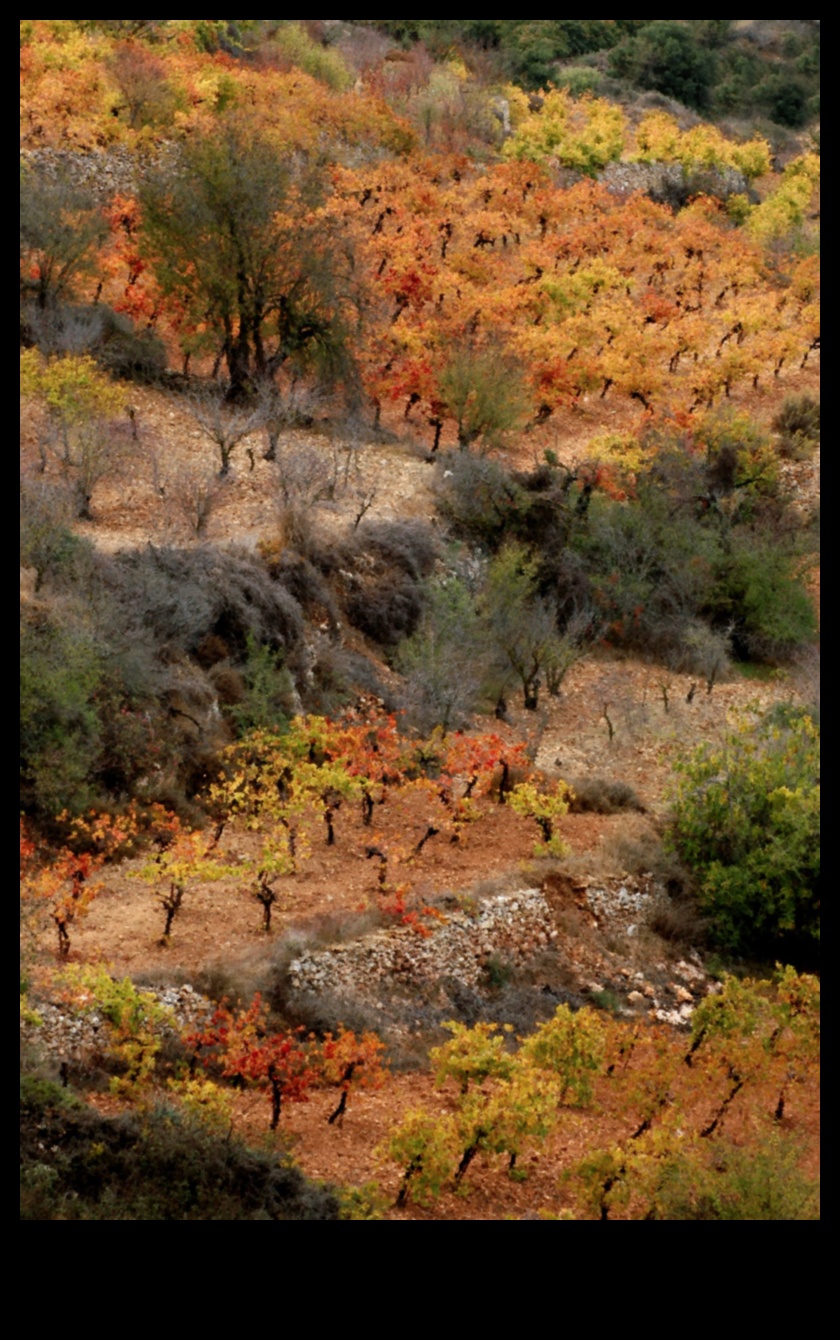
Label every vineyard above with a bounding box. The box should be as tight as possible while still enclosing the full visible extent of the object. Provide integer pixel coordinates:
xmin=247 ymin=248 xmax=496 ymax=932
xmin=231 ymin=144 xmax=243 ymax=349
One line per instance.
xmin=20 ymin=20 xmax=819 ymax=1220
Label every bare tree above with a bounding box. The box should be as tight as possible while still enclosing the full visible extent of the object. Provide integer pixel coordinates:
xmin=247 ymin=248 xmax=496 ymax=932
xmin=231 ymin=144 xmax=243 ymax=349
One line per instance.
xmin=37 ymin=416 xmax=132 ymax=521
xmin=186 ymin=384 xmax=266 ymax=477
xmin=544 ymin=607 xmax=604 ymax=697
xmin=161 ymin=458 xmax=229 ymax=539
xmin=257 ymin=377 xmax=323 ymax=462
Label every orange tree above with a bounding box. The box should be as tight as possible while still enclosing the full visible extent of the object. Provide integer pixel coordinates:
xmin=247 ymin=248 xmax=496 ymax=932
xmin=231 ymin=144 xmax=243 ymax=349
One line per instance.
xmin=21 ymin=808 xmax=141 ymax=958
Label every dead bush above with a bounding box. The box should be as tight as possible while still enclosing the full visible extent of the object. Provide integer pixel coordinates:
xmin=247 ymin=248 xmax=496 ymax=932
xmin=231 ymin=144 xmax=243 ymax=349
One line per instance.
xmin=569 ymin=777 xmax=645 ymax=814
xmin=105 ymin=546 xmax=305 ymax=660
xmin=208 ymin=664 xmax=246 ymax=707
xmin=772 ymin=394 xmax=820 ymax=442
xmin=646 ymin=895 xmax=707 ymax=947
xmin=335 ymin=518 xmax=438 ymax=648
xmin=301 ymin=640 xmax=390 ymax=716
xmin=607 ymin=825 xmax=692 ymax=897
xmin=277 ymin=990 xmax=385 ymax=1038
xmin=194 ymin=633 xmax=230 ymax=668
xmin=270 ymin=551 xmax=341 ymax=632
xmin=161 ymin=458 xmax=229 ymax=538
xmin=355 ymin=518 xmax=438 ymax=580
xmin=345 ymin=574 xmax=425 ymax=647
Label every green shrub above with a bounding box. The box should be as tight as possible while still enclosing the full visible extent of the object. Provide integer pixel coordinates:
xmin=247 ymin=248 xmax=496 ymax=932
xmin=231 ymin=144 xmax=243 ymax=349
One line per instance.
xmin=646 ymin=1132 xmax=819 ymax=1220
xmin=20 ymin=1091 xmax=342 ymax=1220
xmin=609 ymin=22 xmax=716 ymax=111
xmin=229 ymin=633 xmax=295 ymax=734
xmin=555 ymin=66 xmax=602 ymax=97
xmin=714 ymin=534 xmax=818 ymax=661
xmin=20 ymin=616 xmax=104 ymax=816
xmin=772 ymin=395 xmax=820 ymax=442
xmin=668 ymin=709 xmax=819 ymax=957
xmin=19 ymin=479 xmax=83 ymax=587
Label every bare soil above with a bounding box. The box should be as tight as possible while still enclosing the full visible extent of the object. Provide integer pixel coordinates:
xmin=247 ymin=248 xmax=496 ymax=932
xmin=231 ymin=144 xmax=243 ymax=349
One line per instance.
xmin=21 ymin=369 xmax=820 ymax=1219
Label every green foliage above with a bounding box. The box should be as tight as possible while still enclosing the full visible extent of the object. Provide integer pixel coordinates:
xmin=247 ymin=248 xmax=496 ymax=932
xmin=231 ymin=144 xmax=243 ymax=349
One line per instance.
xmin=520 ymin=1004 xmax=605 ymax=1105
xmin=503 ymin=89 xmax=625 ymax=174
xmin=20 ymin=165 xmax=107 ymax=312
xmin=63 ymin=966 xmax=176 ymax=1095
xmin=555 ymin=67 xmax=602 ymax=98
xmin=438 ymin=347 xmax=529 ymax=452
xmin=574 ymin=1125 xmax=819 ymax=1221
xmin=481 ymin=543 xmax=572 ymax=711
xmin=668 ymin=710 xmax=820 ymax=955
xmin=20 ymin=351 xmax=129 ymax=518
xmin=714 ymin=534 xmax=817 ymax=661
xmin=382 ymin=1109 xmax=459 ymax=1208
xmin=647 ymin=1131 xmax=819 ymax=1219
xmin=609 ymin=22 xmax=716 ymax=111
xmin=230 ymin=633 xmax=295 ymax=735
xmin=395 ymin=576 xmax=484 ymax=734
xmin=384 ymin=1005 xmax=611 ymax=1204
xmin=337 ymin=1181 xmax=390 ymax=1220
xmin=20 ymin=615 xmax=104 ymax=816
xmin=569 ymin=424 xmax=816 ymax=667
xmin=509 ymin=780 xmax=572 ymax=857
xmin=431 ymin=1020 xmax=516 ymax=1093
xmin=273 ymin=23 xmax=353 ymax=91
xmin=140 ymin=125 xmax=352 ymax=397
xmin=587 ymin=988 xmax=622 ymax=1015
xmin=747 ymin=154 xmax=820 ymax=244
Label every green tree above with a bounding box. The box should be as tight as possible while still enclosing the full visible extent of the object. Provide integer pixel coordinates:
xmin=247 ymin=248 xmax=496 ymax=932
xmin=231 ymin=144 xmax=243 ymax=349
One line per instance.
xmin=396 ymin=577 xmax=484 ymax=734
xmin=20 ymin=616 xmax=103 ymax=816
xmin=520 ymin=1004 xmax=605 ymax=1106
xmin=140 ymin=123 xmax=355 ymax=398
xmin=668 ymin=709 xmax=820 ymax=955
xmin=481 ymin=543 xmax=565 ymax=710
xmin=20 ymin=164 xmax=107 ymax=312
xmin=438 ymin=347 xmax=529 ymax=453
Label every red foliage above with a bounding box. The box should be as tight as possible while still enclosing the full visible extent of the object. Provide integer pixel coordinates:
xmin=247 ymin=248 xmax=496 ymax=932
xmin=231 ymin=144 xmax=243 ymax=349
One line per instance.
xmin=184 ymin=994 xmax=318 ymax=1129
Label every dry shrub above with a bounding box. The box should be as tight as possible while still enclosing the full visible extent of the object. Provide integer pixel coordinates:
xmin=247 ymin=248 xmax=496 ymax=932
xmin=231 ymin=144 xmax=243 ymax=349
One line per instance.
xmin=208 ymin=664 xmax=245 ymax=706
xmin=646 ymin=895 xmax=707 ymax=947
xmin=772 ymin=394 xmax=820 ymax=441
xmin=569 ymin=776 xmax=644 ymax=814
xmin=606 ymin=822 xmax=692 ymax=896
xmin=162 ymin=458 xmax=229 ymax=538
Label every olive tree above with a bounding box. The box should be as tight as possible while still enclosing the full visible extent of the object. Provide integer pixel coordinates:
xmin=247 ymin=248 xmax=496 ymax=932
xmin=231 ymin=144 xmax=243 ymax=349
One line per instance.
xmin=140 ymin=123 xmax=355 ymax=398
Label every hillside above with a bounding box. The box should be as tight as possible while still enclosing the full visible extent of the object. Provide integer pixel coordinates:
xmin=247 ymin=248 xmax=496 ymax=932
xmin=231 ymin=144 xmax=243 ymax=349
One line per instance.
xmin=20 ymin=20 xmax=819 ymax=1221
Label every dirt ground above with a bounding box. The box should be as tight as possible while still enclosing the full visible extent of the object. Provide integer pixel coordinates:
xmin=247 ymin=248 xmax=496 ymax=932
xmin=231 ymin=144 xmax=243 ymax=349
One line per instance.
xmin=21 ymin=365 xmax=820 ymax=1219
